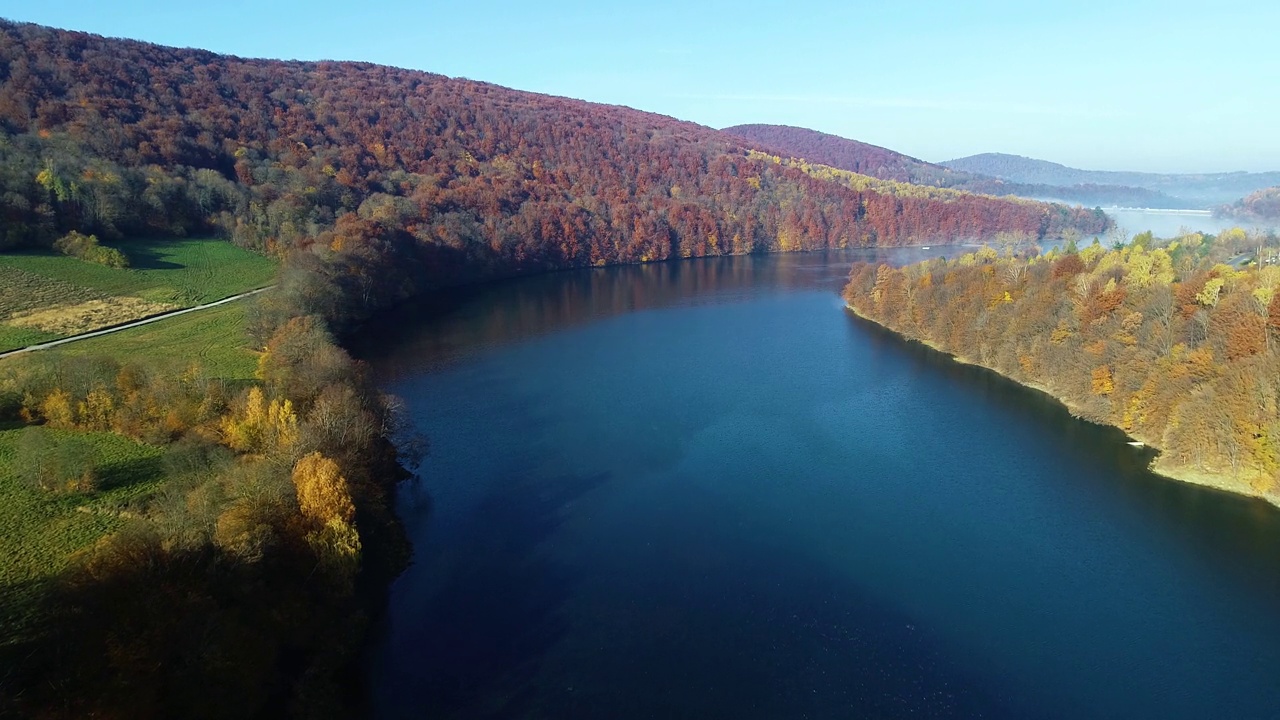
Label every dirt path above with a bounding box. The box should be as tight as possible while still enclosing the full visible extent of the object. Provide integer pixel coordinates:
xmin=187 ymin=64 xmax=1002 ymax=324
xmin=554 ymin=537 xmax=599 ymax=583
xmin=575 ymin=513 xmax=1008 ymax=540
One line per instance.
xmin=0 ymin=286 xmax=273 ymax=360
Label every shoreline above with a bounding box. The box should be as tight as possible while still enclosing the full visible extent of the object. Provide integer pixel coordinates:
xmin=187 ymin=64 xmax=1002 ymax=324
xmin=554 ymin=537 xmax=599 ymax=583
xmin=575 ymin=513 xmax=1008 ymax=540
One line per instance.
xmin=843 ymin=302 xmax=1280 ymax=510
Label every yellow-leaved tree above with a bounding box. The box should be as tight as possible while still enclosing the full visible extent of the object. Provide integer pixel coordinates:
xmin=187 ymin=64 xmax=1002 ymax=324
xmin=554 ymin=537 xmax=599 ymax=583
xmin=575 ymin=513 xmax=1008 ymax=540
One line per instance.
xmin=1091 ymin=365 xmax=1115 ymax=396
xmin=291 ymin=452 xmax=360 ymax=588
xmin=292 ymin=452 xmax=355 ymax=524
xmin=220 ymin=386 xmax=299 ymax=456
xmin=40 ymin=389 xmax=75 ymax=428
xmin=1196 ymin=277 xmax=1225 ymax=308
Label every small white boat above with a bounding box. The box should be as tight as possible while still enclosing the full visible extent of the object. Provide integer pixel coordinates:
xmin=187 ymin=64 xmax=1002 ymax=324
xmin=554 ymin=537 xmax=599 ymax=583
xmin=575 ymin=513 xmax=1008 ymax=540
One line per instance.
xmin=1127 ymin=441 xmax=1145 ymax=447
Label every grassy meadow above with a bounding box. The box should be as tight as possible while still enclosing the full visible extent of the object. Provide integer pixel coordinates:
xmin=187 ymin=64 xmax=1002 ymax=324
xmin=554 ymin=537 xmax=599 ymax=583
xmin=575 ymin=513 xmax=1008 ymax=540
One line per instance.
xmin=0 ymin=305 xmax=258 ymax=645
xmin=35 ymin=302 xmax=261 ymax=381
xmin=0 ymin=238 xmax=276 ymax=352
xmin=0 ymin=428 xmax=165 ymax=641
xmin=0 ymin=324 xmax=61 ymax=354
xmin=0 ymin=241 xmax=270 ymax=647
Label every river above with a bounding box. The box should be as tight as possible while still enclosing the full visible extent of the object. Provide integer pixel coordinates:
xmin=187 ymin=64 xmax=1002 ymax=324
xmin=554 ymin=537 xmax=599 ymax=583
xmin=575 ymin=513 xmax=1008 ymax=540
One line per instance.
xmin=361 ymin=250 xmax=1280 ymax=719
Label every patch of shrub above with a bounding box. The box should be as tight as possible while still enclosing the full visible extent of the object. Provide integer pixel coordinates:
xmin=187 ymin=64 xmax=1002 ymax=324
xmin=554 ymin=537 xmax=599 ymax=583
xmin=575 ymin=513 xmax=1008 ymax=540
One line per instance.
xmin=14 ymin=426 xmax=99 ymax=494
xmin=53 ymin=231 xmax=130 ymax=269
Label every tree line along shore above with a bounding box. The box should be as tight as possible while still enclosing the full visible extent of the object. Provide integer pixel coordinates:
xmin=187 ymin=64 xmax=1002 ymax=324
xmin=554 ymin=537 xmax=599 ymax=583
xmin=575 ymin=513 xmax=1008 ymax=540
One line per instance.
xmin=844 ymin=228 xmax=1280 ymax=505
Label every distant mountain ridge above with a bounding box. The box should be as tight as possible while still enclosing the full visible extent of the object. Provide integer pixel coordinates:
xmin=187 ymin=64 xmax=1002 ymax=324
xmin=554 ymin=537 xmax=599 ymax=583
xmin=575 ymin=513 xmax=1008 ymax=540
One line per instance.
xmin=944 ymin=153 xmax=1280 ymax=208
xmin=723 ymin=125 xmax=1186 ymax=209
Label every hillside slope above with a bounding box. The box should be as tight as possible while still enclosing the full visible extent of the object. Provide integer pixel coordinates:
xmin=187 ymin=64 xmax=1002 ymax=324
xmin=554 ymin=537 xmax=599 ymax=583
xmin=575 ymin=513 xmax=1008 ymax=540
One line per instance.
xmin=1218 ymin=186 xmax=1280 ymax=222
xmin=723 ymin=123 xmax=967 ymax=186
xmin=945 ymin=153 xmax=1280 ymax=207
xmin=725 ymin=124 xmax=1181 ymax=208
xmin=0 ymin=20 xmax=1106 ymax=332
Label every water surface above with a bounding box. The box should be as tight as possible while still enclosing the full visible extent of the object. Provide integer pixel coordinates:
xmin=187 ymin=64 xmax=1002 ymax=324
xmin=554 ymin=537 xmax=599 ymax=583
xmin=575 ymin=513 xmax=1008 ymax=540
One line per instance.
xmin=363 ymin=251 xmax=1280 ymax=719
xmin=1099 ymin=207 xmax=1272 ymax=238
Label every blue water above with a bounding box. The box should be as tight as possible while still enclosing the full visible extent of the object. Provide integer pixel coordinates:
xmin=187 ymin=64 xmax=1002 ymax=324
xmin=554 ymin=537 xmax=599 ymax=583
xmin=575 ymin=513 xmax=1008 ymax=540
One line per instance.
xmin=363 ymin=251 xmax=1280 ymax=719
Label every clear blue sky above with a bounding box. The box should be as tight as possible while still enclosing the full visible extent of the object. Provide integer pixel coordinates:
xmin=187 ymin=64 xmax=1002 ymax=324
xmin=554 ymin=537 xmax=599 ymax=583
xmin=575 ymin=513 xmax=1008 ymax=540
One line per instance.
xmin=5 ymin=0 xmax=1279 ymax=173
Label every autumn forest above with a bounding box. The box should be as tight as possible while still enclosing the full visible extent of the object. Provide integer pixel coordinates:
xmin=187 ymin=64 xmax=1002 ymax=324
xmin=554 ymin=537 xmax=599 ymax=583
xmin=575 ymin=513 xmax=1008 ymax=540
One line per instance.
xmin=0 ymin=12 xmax=1276 ymax=720
xmin=0 ymin=21 xmax=1108 ymax=329
xmin=0 ymin=18 xmax=1108 ymax=718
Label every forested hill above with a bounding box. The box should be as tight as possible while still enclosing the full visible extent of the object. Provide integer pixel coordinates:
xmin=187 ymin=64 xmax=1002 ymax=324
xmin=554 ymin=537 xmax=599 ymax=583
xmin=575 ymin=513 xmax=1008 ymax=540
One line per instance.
xmin=723 ymin=124 xmax=968 ymax=186
xmin=844 ymin=229 xmax=1280 ymax=501
xmin=725 ymin=124 xmax=1185 ymax=209
xmin=0 ymin=20 xmax=1106 ymax=324
xmin=944 ymin=153 xmax=1280 ymax=208
xmin=1219 ymin=187 xmax=1280 ymax=222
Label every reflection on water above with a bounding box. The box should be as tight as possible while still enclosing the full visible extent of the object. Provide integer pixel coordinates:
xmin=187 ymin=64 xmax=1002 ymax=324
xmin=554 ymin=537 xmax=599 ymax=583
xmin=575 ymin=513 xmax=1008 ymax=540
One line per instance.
xmin=364 ymin=249 xmax=1280 ymax=720
xmin=358 ymin=248 xmax=954 ymax=377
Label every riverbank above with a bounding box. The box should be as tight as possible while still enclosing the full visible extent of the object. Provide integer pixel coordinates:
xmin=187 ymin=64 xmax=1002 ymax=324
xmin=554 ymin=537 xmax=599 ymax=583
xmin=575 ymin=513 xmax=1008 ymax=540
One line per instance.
xmin=0 ymin=285 xmax=411 ymax=717
xmin=843 ymin=302 xmax=1279 ymax=509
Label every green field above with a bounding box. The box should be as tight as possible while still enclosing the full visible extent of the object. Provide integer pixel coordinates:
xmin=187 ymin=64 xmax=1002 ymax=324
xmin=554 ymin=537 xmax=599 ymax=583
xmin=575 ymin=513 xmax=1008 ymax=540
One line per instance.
xmin=0 ymin=427 xmax=165 ymax=641
xmin=0 ymin=291 xmax=262 ymax=643
xmin=5 ymin=301 xmax=261 ymax=382
xmin=0 ymin=238 xmax=276 ymax=353
xmin=0 ymin=237 xmax=268 ymax=644
xmin=0 ymin=325 xmax=60 ymax=353
xmin=0 ymin=237 xmax=277 ymax=306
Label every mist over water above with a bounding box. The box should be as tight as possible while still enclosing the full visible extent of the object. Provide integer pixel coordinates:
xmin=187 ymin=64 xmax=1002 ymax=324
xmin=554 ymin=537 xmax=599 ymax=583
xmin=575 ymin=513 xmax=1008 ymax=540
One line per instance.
xmin=362 ymin=251 xmax=1280 ymax=719
xmin=1100 ymin=208 xmax=1274 ymax=239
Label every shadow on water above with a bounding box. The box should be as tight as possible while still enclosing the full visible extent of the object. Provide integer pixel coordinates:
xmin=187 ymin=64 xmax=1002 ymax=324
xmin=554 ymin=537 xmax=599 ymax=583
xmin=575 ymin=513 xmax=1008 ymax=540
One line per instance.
xmin=379 ymin=474 xmax=1015 ymax=719
xmin=848 ymin=311 xmax=1280 ymax=597
xmin=555 ymin=497 xmax=1018 ymax=719
xmin=355 ymin=248 xmax=949 ymax=378
xmin=374 ymin=472 xmax=609 ymax=720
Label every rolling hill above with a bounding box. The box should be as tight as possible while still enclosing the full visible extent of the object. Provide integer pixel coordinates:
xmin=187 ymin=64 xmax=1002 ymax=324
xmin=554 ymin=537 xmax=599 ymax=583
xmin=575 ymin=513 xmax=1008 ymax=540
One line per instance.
xmin=1218 ymin=186 xmax=1280 ymax=222
xmin=0 ymin=19 xmax=1107 ymax=336
xmin=724 ymin=124 xmax=1183 ymax=208
xmin=722 ymin=123 xmax=968 ymax=186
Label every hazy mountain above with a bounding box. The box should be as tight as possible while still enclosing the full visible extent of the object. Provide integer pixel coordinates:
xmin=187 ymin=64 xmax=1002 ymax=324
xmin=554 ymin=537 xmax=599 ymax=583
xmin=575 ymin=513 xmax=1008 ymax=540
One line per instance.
xmin=724 ymin=125 xmax=1189 ymax=209
xmin=944 ymin=153 xmax=1280 ymax=208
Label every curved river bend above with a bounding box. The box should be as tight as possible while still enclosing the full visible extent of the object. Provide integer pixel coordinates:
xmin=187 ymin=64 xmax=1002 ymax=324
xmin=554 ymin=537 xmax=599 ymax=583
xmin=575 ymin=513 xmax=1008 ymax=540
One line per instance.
xmin=362 ymin=250 xmax=1280 ymax=719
